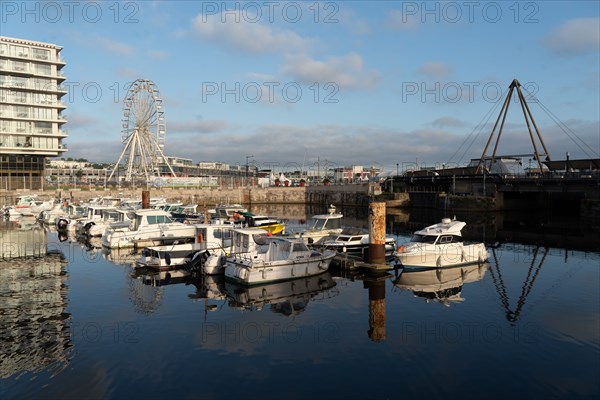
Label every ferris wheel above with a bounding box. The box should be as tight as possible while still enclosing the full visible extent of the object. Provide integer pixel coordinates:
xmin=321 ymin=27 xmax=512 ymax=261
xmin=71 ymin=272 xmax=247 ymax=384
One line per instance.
xmin=108 ymin=79 xmax=175 ymax=182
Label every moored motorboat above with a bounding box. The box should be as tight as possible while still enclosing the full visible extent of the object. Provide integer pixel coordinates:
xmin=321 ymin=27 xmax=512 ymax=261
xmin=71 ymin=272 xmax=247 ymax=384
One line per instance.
xmin=394 ymin=217 xmax=489 ymax=268
xmin=137 ymin=224 xmax=234 ymax=271
xmin=292 ymin=205 xmax=343 ymax=244
xmin=223 ymin=229 xmax=336 ymax=285
xmin=313 ymin=228 xmax=397 ymax=258
xmin=102 ymin=209 xmax=196 ymax=249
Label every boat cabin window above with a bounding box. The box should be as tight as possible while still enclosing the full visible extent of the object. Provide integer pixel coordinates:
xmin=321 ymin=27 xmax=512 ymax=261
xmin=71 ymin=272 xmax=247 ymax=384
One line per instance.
xmin=252 ymin=233 xmax=270 ymax=246
xmin=292 ymin=242 xmax=309 ymax=252
xmin=410 ymin=234 xmax=438 ymax=244
xmin=105 ymin=212 xmax=118 ymax=221
xmin=134 ymin=215 xmax=143 ymax=230
xmin=214 ymin=228 xmax=232 ymax=247
xmin=146 ymin=215 xmax=173 ymax=225
xmin=437 ymin=235 xmax=463 ymax=244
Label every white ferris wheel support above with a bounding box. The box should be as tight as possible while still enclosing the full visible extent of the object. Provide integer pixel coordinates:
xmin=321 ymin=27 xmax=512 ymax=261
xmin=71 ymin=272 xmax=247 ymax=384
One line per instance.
xmin=108 ymin=79 xmax=176 ymax=183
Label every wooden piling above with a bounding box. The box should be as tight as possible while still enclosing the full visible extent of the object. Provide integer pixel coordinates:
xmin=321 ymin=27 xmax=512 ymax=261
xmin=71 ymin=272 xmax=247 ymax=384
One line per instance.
xmin=368 ymin=201 xmax=386 ymax=265
xmin=142 ymin=190 xmax=150 ymax=209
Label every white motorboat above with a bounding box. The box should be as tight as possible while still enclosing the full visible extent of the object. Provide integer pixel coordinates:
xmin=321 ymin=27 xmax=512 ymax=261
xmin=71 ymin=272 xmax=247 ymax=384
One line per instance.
xmin=38 ymin=201 xmax=65 ymax=224
xmin=137 ymin=224 xmax=234 ymax=271
xmin=292 ymin=205 xmax=343 ymax=244
xmin=74 ymin=205 xmax=117 ymax=235
xmin=102 ymin=209 xmax=196 ymax=249
xmin=223 ymin=229 xmax=336 ymax=285
xmin=313 ymin=228 xmax=397 ymax=258
xmin=393 ymin=263 xmax=488 ymax=305
xmin=87 ymin=209 xmax=134 ymax=237
xmin=55 ymin=204 xmax=86 ymax=230
xmin=394 ymin=217 xmax=489 ymax=268
xmin=9 ymin=195 xmax=52 ymax=217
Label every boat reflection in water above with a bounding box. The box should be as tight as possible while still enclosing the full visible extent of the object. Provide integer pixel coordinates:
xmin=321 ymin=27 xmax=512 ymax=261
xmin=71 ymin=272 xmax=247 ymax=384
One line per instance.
xmin=102 ymin=247 xmax=139 ymax=267
xmin=0 ymin=251 xmax=71 ymax=379
xmin=394 ymin=263 xmax=488 ymax=306
xmin=223 ymin=272 xmax=337 ymax=316
xmin=136 ymin=268 xmax=190 ymax=287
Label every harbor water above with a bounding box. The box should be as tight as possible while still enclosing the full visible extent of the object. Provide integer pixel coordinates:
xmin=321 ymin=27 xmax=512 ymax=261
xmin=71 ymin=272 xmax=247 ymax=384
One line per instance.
xmin=1 ymin=207 xmax=599 ymax=399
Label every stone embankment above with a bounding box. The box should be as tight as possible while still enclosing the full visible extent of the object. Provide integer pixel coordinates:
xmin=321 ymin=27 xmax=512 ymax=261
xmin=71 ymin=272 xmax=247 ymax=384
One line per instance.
xmin=1 ymin=184 xmax=411 ymax=208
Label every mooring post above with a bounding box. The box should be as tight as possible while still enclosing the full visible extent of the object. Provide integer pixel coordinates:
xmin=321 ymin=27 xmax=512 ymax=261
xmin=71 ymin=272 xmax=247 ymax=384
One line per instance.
xmin=368 ymin=201 xmax=386 ymax=264
xmin=142 ymin=190 xmax=150 ymax=209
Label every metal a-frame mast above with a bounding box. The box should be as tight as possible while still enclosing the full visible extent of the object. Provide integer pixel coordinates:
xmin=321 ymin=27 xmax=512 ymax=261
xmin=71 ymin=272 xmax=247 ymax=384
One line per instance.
xmin=476 ymin=79 xmax=552 ymax=174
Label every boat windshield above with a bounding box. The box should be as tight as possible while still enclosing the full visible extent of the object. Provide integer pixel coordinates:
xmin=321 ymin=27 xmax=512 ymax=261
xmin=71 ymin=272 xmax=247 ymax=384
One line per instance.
xmin=410 ymin=234 xmax=438 ymax=244
xmin=312 ymin=217 xmax=342 ymax=230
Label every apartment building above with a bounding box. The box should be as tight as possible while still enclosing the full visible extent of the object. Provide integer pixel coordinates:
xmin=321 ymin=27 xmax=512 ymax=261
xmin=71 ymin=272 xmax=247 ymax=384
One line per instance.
xmin=0 ymin=36 xmax=67 ymax=190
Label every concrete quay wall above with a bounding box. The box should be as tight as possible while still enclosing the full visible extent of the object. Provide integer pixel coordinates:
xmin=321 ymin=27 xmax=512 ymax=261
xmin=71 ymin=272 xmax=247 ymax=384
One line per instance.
xmin=1 ymin=184 xmax=375 ymax=208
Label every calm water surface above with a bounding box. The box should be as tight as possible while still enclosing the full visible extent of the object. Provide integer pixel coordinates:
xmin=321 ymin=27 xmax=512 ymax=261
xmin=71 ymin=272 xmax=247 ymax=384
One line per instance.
xmin=1 ymin=209 xmax=599 ymax=400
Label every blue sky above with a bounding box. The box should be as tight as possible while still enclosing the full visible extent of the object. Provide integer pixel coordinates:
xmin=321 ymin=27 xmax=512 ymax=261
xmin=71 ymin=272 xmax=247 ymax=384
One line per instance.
xmin=1 ymin=1 xmax=599 ymax=173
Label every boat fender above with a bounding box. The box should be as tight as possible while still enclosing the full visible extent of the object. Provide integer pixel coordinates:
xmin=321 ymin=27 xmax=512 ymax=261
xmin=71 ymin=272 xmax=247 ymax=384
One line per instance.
xmin=397 ymin=245 xmax=406 ymax=253
xmin=436 ymin=256 xmax=442 ymax=268
xmin=197 ymin=233 xmax=204 ymax=243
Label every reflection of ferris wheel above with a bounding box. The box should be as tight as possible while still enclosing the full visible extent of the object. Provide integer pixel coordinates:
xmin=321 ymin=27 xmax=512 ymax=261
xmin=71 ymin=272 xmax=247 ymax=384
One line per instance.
xmin=108 ymin=79 xmax=175 ymax=182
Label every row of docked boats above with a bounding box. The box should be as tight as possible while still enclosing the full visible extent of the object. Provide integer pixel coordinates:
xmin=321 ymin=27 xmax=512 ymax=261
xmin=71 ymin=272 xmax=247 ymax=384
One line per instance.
xmin=5 ymin=194 xmax=489 ymax=285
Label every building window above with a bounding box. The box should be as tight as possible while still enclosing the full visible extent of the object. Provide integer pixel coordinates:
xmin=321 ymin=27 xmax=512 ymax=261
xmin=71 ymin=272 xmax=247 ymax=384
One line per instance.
xmin=34 ymin=63 xmax=51 ymax=75
xmin=13 ymin=61 xmax=27 ymax=72
xmin=32 ymin=48 xmax=49 ymax=60
xmin=34 ymin=121 xmax=52 ymax=134
xmin=11 ymin=45 xmax=29 ymax=58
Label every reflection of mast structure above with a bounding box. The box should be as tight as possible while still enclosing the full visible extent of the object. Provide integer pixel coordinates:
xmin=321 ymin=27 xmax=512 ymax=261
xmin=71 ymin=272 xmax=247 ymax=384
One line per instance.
xmin=128 ymin=273 xmax=163 ymax=315
xmin=488 ymin=246 xmax=548 ymax=323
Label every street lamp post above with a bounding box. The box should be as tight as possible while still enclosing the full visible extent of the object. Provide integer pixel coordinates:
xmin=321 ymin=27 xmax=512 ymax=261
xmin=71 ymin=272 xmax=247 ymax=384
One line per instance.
xmin=246 ymin=155 xmax=253 ymax=187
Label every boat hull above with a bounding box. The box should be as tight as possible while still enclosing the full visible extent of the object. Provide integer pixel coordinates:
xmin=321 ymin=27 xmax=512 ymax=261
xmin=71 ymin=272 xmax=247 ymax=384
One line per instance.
xmin=102 ymin=225 xmax=196 ymax=249
xmin=224 ymin=252 xmax=335 ymax=285
xmin=315 ymin=240 xmax=396 ymax=258
xmin=397 ymin=243 xmax=488 ymax=268
xmin=137 ymin=245 xmax=199 ymax=271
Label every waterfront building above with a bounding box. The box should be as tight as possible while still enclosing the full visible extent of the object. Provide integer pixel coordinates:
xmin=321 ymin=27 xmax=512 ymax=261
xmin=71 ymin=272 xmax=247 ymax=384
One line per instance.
xmin=0 ymin=36 xmax=67 ymax=190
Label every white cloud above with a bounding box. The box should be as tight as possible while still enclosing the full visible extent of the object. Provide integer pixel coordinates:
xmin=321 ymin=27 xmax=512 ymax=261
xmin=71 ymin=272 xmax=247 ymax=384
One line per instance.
xmin=191 ymin=12 xmax=311 ymax=54
xmin=66 ymin=119 xmax=600 ymax=168
xmin=543 ymin=17 xmax=600 ymax=56
xmin=417 ymin=62 xmax=453 ymax=79
xmin=282 ymin=53 xmax=381 ymax=90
